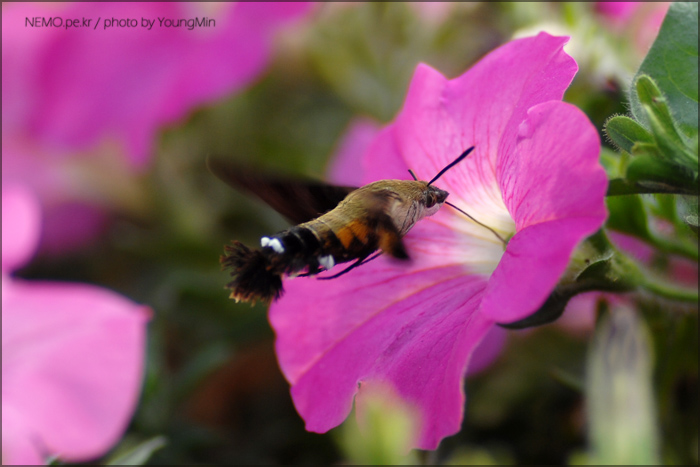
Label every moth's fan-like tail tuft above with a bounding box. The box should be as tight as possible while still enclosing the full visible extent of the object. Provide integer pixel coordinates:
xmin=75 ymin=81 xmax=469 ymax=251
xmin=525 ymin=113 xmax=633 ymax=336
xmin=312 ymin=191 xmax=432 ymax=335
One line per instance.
xmin=221 ymin=241 xmax=283 ymax=303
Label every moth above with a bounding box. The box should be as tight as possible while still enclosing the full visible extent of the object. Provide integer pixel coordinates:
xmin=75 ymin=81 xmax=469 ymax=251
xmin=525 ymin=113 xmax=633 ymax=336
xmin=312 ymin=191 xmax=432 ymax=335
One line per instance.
xmin=208 ymin=146 xmax=474 ymax=303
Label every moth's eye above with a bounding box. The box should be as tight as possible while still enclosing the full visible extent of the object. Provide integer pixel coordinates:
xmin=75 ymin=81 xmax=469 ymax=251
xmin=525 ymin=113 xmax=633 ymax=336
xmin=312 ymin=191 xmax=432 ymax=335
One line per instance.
xmin=425 ymin=193 xmax=437 ymax=208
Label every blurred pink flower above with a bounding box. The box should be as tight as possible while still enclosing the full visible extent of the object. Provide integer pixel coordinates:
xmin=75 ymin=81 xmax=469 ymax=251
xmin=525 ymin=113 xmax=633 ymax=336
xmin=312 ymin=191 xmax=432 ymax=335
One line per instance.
xmin=2 ymin=2 xmax=312 ymax=254
xmin=327 ymin=118 xmax=381 ymax=186
xmin=269 ymin=32 xmax=608 ymax=450
xmin=595 ymin=2 xmax=670 ymax=54
xmin=0 ymin=141 xmax=118 ymax=256
xmin=596 ymin=2 xmax=643 ymax=24
xmin=2 ymin=2 xmax=313 ymax=167
xmin=1 ymin=186 xmax=151 ymax=465
xmin=409 ymin=2 xmax=454 ymax=24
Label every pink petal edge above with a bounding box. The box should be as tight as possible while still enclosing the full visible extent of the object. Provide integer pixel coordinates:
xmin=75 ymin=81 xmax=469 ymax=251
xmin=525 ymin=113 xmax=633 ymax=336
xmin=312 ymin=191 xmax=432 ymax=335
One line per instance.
xmin=482 ymin=101 xmax=607 ymax=323
xmin=2 ymin=280 xmax=151 ymax=462
xmin=2 ymin=186 xmax=41 ymax=274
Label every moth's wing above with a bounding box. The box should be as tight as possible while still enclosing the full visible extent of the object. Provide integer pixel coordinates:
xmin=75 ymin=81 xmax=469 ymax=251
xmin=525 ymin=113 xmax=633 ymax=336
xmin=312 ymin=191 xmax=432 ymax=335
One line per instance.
xmin=356 ymin=190 xmax=410 ymax=260
xmin=207 ymin=156 xmax=358 ymax=225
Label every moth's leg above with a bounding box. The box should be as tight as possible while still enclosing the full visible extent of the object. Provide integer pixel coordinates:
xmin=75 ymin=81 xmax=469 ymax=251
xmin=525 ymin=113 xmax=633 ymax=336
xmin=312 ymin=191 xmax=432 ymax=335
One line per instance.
xmin=317 ymin=251 xmax=382 ymax=280
xmin=294 ymin=262 xmax=321 ymax=278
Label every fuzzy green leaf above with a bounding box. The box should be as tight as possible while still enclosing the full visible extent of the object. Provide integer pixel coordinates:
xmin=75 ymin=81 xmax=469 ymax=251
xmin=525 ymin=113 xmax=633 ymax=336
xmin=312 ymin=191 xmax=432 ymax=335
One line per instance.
xmin=635 ymin=75 xmax=698 ymax=168
xmin=626 ymin=155 xmax=699 ymax=195
xmin=606 ymin=195 xmax=652 ymax=240
xmin=631 ymin=2 xmax=698 ymax=138
xmin=605 ymin=115 xmax=653 ymax=153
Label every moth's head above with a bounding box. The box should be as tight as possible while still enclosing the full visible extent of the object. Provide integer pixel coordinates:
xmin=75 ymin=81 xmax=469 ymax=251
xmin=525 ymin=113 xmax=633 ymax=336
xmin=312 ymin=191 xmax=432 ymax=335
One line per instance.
xmin=375 ymin=180 xmax=449 ymax=225
xmin=423 ymin=184 xmax=449 ymax=211
xmin=403 ymin=173 xmax=450 ymax=217
xmin=370 ymin=180 xmax=448 ymax=206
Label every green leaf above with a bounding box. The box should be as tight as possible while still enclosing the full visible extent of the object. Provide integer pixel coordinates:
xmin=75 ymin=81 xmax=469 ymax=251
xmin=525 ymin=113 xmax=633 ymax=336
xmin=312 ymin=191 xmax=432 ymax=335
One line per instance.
xmin=586 ymin=308 xmax=659 ymax=465
xmin=606 ymin=195 xmax=653 ymax=240
xmin=630 ymin=141 xmax=663 ymax=158
xmin=606 ymin=177 xmax=697 ymax=196
xmin=607 ymin=75 xmax=698 ymax=195
xmin=599 ymin=147 xmax=627 ymax=179
xmin=308 ymin=3 xmax=426 ymax=122
xmin=679 ymin=195 xmax=699 ymax=229
xmin=625 ymin=155 xmax=699 ymax=195
xmin=444 ymin=447 xmax=511 ymax=465
xmin=635 ymin=75 xmax=698 ymax=168
xmin=605 ymin=115 xmax=653 ymax=153
xmin=631 ymin=2 xmax=699 ymax=139
xmin=105 ymin=436 xmax=167 ymax=465
xmin=637 ymin=75 xmax=688 ymax=145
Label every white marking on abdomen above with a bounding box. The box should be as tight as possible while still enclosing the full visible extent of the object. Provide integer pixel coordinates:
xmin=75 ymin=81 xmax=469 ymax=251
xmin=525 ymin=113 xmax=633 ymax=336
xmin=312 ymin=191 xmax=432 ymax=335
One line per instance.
xmin=268 ymin=238 xmax=284 ymax=254
xmin=318 ymin=255 xmax=335 ymax=270
xmin=261 ymin=236 xmax=285 ymax=253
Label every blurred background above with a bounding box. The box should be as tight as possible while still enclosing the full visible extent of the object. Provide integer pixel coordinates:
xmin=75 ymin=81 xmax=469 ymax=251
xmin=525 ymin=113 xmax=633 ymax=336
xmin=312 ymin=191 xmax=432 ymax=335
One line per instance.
xmin=3 ymin=2 xmax=696 ymax=465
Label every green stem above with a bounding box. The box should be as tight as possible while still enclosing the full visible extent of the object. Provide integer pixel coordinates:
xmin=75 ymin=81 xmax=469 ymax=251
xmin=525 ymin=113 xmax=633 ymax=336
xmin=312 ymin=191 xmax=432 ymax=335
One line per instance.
xmin=607 ymin=178 xmax=699 ymax=196
xmin=637 ymin=276 xmax=699 ymax=303
xmin=608 ymin=238 xmax=698 ymax=303
xmin=650 ymin=235 xmax=699 ymax=262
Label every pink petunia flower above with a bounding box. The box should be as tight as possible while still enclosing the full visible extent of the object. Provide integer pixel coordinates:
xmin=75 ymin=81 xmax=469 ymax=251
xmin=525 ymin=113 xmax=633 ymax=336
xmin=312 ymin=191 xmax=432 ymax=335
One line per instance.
xmin=269 ymin=32 xmax=608 ymax=450
xmin=1 ymin=186 xmax=151 ymax=465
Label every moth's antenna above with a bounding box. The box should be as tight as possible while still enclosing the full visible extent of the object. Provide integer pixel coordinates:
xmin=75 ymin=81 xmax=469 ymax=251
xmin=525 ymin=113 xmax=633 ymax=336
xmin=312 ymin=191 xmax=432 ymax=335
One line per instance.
xmin=411 ymin=146 xmax=503 ymax=244
xmin=445 ymin=201 xmax=507 ymax=245
xmin=428 ymin=146 xmax=474 ymax=186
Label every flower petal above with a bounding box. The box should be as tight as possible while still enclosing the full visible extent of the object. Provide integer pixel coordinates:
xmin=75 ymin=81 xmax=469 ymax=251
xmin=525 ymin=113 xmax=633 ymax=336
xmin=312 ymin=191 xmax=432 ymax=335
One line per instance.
xmin=2 ymin=280 xmax=150 ymax=462
xmin=499 ymin=102 xmax=607 ymax=230
xmin=3 ymin=2 xmax=312 ymax=167
xmin=2 ymin=186 xmax=41 ymax=274
xmin=392 ymin=33 xmax=578 ymax=212
xmin=482 ymin=101 xmax=607 ymax=323
xmin=371 ymin=33 xmax=579 ymax=254
xmin=38 ymin=202 xmax=108 ymax=256
xmin=272 ymin=271 xmax=490 ymax=450
xmin=1 ymin=403 xmax=44 ymax=465
xmin=272 ymin=261 xmax=472 ymax=384
xmin=465 ymin=325 xmax=507 ymax=376
xmin=481 ymin=218 xmax=603 ymax=323
xmin=360 ymin=125 xmax=414 ymax=184
xmin=327 ymin=118 xmax=381 ymax=186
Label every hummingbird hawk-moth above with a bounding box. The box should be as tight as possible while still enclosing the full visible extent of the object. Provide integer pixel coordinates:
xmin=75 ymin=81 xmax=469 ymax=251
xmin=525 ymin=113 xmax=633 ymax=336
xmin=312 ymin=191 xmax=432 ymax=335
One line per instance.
xmin=208 ymin=146 xmax=475 ymax=303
